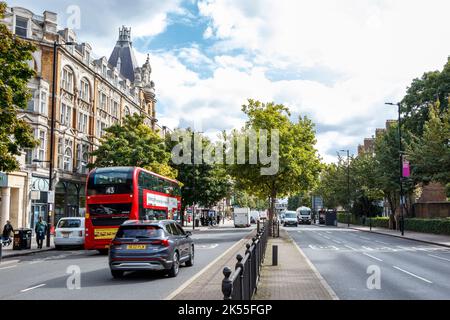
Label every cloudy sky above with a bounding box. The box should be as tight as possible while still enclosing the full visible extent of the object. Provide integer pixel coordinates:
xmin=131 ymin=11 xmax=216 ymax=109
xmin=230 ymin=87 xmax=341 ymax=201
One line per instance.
xmin=10 ymin=0 xmax=450 ymax=162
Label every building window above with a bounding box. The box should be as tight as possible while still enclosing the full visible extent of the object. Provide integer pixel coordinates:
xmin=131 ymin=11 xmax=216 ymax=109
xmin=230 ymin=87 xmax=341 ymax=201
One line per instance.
xmin=38 ymin=130 xmax=46 ymax=163
xmin=80 ymin=79 xmax=90 ymax=101
xmin=64 ymin=147 xmax=72 ymax=172
xmin=124 ymin=106 xmax=130 ymax=117
xmin=112 ymin=101 xmax=118 ymax=117
xmin=62 ymin=67 xmax=74 ymax=93
xmin=27 ymin=90 xmax=36 ymax=112
xmin=100 ymin=122 xmax=107 ymax=137
xmin=60 ymin=103 xmax=72 ymax=126
xmin=99 ymin=92 xmax=107 ymax=111
xmin=57 ymin=138 xmax=63 ymax=169
xmin=78 ymin=112 xmax=88 ymax=133
xmin=25 ymin=149 xmax=33 ymax=165
xmin=15 ymin=16 xmax=28 ymax=37
xmin=39 ymin=91 xmax=48 ymax=115
xmin=76 ymin=144 xmax=90 ymax=174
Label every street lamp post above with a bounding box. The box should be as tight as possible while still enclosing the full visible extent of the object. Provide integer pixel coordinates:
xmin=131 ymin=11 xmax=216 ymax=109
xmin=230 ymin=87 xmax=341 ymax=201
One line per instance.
xmin=43 ymin=41 xmax=76 ymax=247
xmin=385 ymin=102 xmax=404 ymax=236
xmin=340 ymin=150 xmax=351 ymax=227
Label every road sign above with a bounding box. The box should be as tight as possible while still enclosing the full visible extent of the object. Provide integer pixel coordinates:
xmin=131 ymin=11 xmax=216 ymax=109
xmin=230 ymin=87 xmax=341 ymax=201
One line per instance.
xmin=48 ymin=191 xmax=55 ymax=204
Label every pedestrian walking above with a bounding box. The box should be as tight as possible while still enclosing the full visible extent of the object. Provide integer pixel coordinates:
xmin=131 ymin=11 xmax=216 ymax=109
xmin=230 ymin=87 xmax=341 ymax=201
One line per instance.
xmin=2 ymin=220 xmax=14 ymax=246
xmin=35 ymin=216 xmax=47 ymax=249
xmin=216 ymin=213 xmax=221 ymax=225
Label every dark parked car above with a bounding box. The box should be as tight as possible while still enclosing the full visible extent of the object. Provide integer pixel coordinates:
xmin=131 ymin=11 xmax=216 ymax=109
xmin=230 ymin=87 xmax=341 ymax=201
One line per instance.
xmin=109 ymin=220 xmax=194 ymax=278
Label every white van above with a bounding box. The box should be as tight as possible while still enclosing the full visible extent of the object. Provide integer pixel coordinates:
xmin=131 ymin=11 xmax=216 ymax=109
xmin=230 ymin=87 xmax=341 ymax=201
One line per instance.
xmin=249 ymin=210 xmax=260 ymax=224
xmin=54 ymin=217 xmax=85 ymax=249
xmin=234 ymin=208 xmax=251 ymax=228
xmin=296 ymin=206 xmax=312 ymax=225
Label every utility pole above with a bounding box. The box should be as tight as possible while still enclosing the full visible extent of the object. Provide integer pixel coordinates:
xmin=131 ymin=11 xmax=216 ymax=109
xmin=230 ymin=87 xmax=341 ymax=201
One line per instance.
xmin=340 ymin=149 xmax=351 ymax=227
xmin=386 ymin=102 xmax=404 ymax=236
xmin=46 ymin=41 xmax=75 ymax=247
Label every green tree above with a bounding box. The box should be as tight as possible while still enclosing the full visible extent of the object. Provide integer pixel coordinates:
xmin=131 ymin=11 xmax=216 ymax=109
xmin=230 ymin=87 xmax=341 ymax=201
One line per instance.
xmin=407 ymin=101 xmax=450 ymax=185
xmin=374 ymin=124 xmax=414 ymax=229
xmin=402 ymin=57 xmax=450 ymax=136
xmin=0 ymin=2 xmax=38 ymax=172
xmin=90 ymin=114 xmax=177 ymax=178
xmin=167 ymin=129 xmax=232 ymax=214
xmin=226 ymin=99 xmax=322 ymax=222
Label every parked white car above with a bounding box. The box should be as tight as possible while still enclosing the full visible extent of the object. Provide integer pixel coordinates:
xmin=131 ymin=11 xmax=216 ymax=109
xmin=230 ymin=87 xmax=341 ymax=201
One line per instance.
xmin=54 ymin=217 xmax=85 ymax=249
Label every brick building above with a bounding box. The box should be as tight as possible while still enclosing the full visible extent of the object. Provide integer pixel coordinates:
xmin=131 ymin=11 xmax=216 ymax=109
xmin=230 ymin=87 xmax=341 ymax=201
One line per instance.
xmin=0 ymin=6 xmax=162 ymax=229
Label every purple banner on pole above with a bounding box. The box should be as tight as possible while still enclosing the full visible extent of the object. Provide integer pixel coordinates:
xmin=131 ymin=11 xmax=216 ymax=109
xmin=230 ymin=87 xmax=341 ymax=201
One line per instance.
xmin=402 ymin=160 xmax=410 ymax=177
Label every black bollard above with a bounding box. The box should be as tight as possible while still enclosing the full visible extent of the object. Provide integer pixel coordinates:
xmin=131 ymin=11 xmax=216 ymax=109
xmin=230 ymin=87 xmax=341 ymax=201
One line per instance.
xmin=272 ymin=245 xmax=278 ymax=266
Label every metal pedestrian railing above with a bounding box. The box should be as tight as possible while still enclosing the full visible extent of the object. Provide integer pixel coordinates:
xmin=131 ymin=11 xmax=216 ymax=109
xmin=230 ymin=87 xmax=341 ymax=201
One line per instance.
xmin=221 ymin=222 xmax=269 ymax=300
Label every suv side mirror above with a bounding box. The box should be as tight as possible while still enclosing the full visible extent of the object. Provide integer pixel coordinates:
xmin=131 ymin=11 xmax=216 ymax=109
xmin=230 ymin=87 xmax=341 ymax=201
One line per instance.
xmin=185 ymin=231 xmax=192 ymax=237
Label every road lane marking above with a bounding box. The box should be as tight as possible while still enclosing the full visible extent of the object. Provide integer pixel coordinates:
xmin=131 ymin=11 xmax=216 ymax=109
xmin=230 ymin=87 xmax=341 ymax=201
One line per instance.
xmin=428 ymin=254 xmax=450 ymax=262
xmin=0 ymin=265 xmax=17 ymax=270
xmin=196 ymin=244 xmax=219 ymax=249
xmin=363 ymin=253 xmax=383 ymax=262
xmin=323 ymin=236 xmax=331 ymax=240
xmin=375 ymin=240 xmax=390 ymax=245
xmin=345 ymin=245 xmax=358 ymax=251
xmin=20 ymin=284 xmax=46 ymax=293
xmin=392 ymin=266 xmax=432 ymax=284
xmin=359 ymin=236 xmax=371 ymax=240
xmin=362 ymin=246 xmax=375 ymax=251
xmin=332 ymin=240 xmax=342 ymax=244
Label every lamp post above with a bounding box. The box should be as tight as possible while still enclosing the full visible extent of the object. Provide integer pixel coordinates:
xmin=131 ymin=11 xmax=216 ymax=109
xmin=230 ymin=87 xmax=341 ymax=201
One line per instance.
xmin=340 ymin=150 xmax=351 ymax=227
xmin=385 ymin=102 xmax=404 ymax=236
xmin=43 ymin=41 xmax=76 ymax=247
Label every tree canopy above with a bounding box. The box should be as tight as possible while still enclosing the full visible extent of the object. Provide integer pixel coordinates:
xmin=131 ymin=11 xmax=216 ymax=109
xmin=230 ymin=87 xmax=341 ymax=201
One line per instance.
xmin=226 ymin=99 xmax=322 ymax=221
xmin=0 ymin=2 xmax=38 ymax=172
xmin=89 ymin=114 xmax=177 ymax=179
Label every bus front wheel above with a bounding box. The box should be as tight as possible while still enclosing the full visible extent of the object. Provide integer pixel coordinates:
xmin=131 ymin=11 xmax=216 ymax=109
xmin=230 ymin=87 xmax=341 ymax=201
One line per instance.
xmin=111 ymin=270 xmax=124 ymax=278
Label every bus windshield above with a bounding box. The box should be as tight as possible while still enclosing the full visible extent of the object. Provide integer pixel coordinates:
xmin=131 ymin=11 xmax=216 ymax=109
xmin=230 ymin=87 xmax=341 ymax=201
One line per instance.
xmin=87 ymin=168 xmax=133 ymax=195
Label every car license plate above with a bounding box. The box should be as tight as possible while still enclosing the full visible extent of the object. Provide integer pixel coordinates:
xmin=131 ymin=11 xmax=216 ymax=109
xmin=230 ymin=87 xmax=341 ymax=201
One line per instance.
xmin=63 ymin=233 xmax=70 ymax=238
xmin=126 ymin=245 xmax=146 ymax=250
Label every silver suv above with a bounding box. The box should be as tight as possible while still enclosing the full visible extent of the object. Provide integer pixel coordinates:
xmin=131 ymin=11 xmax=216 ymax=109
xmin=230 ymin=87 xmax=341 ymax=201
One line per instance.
xmin=109 ymin=220 xmax=194 ymax=278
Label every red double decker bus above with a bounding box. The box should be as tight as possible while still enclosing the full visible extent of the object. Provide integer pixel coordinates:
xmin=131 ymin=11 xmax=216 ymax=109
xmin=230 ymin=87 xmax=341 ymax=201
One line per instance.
xmin=84 ymin=167 xmax=181 ymax=252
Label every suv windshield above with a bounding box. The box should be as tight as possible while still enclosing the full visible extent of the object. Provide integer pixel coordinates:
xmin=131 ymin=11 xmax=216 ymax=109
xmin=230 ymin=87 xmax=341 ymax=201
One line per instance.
xmin=116 ymin=226 xmax=163 ymax=239
xmin=300 ymin=211 xmax=311 ymax=216
xmin=57 ymin=219 xmax=81 ymax=228
xmin=285 ymin=213 xmax=297 ymax=218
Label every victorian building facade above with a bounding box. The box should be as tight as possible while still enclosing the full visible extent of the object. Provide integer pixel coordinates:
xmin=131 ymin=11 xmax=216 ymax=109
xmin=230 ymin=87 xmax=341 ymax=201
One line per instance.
xmin=0 ymin=6 xmax=159 ymax=229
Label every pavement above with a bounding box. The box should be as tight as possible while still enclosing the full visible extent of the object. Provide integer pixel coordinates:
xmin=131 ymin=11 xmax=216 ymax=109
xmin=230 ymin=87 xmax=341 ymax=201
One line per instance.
xmin=168 ymin=226 xmax=257 ymax=300
xmin=0 ymin=223 xmax=254 ymax=300
xmin=337 ymin=223 xmax=450 ymax=247
xmin=289 ymin=224 xmax=450 ymax=299
xmin=253 ymin=228 xmax=337 ymax=300
xmin=1 ymin=236 xmax=55 ymax=259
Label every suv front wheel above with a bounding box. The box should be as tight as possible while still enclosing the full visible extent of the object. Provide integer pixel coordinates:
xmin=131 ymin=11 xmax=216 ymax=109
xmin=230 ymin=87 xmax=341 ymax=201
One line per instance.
xmin=168 ymin=252 xmax=180 ymax=277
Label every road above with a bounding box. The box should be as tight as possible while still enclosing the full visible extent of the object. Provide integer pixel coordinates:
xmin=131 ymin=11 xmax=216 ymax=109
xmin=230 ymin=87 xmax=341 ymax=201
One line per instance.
xmin=0 ymin=226 xmax=254 ymax=300
xmin=287 ymin=224 xmax=450 ymax=300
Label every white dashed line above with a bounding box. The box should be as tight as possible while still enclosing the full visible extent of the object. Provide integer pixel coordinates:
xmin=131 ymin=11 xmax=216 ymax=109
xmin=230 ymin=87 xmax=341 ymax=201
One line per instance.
xmin=345 ymin=245 xmax=358 ymax=251
xmin=332 ymin=240 xmax=342 ymax=244
xmin=428 ymin=254 xmax=450 ymax=262
xmin=20 ymin=284 xmax=46 ymax=293
xmin=393 ymin=266 xmax=432 ymax=284
xmin=363 ymin=252 xmax=383 ymax=262
xmin=0 ymin=265 xmax=17 ymax=270
xmin=362 ymin=246 xmax=374 ymax=251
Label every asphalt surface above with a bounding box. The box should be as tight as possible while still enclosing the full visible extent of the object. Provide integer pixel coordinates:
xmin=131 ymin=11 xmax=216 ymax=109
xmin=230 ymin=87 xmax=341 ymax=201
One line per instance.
xmin=287 ymin=224 xmax=450 ymax=300
xmin=0 ymin=226 xmax=254 ymax=300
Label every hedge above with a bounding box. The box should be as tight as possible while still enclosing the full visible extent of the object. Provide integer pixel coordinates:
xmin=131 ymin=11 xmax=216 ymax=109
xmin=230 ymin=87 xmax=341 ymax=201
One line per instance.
xmin=337 ymin=212 xmax=450 ymax=235
xmin=404 ymin=218 xmax=450 ymax=235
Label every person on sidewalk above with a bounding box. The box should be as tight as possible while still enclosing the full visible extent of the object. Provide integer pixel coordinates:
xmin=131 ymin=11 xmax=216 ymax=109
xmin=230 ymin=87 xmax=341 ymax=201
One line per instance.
xmin=35 ymin=216 xmax=47 ymax=249
xmin=2 ymin=220 xmax=14 ymax=246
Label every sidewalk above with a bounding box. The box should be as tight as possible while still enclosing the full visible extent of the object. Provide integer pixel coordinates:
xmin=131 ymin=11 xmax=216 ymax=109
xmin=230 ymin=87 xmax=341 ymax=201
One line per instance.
xmin=338 ymin=223 xmax=450 ymax=248
xmin=253 ymin=229 xmax=338 ymax=300
xmin=167 ymin=227 xmax=256 ymax=300
xmin=1 ymin=236 xmax=55 ymax=260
